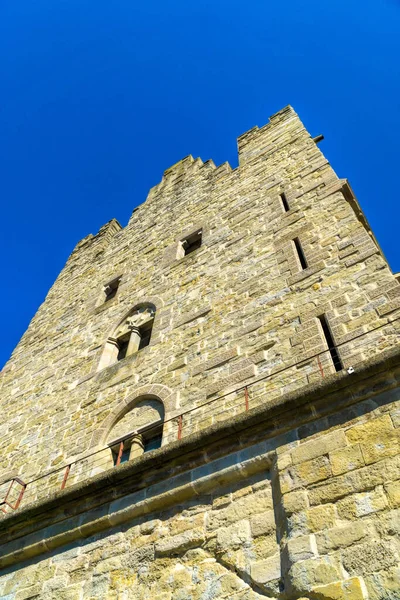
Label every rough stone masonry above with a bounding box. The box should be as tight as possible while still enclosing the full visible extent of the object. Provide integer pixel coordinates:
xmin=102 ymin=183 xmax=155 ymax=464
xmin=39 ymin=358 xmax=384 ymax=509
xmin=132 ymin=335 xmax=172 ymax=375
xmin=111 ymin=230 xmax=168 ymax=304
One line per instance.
xmin=0 ymin=106 xmax=399 ymax=599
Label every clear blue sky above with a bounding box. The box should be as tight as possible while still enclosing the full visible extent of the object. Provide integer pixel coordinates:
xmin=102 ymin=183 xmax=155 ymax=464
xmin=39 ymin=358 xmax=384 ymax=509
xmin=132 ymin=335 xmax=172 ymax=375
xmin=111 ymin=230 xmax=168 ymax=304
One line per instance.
xmin=1 ymin=0 xmax=400 ymax=368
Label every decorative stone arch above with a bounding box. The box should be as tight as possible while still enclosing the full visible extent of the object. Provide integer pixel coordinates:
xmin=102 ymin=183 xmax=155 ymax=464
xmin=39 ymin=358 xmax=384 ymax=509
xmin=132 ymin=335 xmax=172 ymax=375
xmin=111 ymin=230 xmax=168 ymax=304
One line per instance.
xmin=105 ymin=295 xmax=164 ymax=340
xmin=91 ymin=384 xmax=179 ymax=448
xmin=97 ymin=296 xmax=164 ymax=371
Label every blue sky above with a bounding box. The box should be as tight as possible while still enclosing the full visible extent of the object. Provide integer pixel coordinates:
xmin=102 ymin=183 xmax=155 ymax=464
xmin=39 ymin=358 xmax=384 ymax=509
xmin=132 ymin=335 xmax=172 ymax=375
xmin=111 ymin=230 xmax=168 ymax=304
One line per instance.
xmin=1 ymin=0 xmax=400 ymax=368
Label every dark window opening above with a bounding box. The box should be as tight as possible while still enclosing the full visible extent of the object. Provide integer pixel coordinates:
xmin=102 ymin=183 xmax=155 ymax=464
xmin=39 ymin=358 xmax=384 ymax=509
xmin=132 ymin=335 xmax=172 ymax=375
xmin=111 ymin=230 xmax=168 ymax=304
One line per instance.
xmin=116 ymin=334 xmax=130 ymax=361
xmin=182 ymin=230 xmax=202 ymax=256
xmin=143 ymin=432 xmax=162 ymax=453
xmin=104 ymin=278 xmax=120 ymax=302
xmin=318 ymin=315 xmax=343 ymax=372
xmin=143 ymin=424 xmax=163 ymax=453
xmin=112 ymin=444 xmax=130 ymax=466
xmin=293 ymin=238 xmax=308 ymax=270
xmin=138 ymin=321 xmax=153 ymax=350
xmin=280 ymin=193 xmax=290 ymax=212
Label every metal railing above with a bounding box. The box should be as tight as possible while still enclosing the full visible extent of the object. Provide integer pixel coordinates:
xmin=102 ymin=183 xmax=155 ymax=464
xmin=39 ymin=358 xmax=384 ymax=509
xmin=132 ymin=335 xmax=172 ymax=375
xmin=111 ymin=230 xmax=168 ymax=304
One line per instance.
xmin=1 ymin=317 xmax=398 ymax=515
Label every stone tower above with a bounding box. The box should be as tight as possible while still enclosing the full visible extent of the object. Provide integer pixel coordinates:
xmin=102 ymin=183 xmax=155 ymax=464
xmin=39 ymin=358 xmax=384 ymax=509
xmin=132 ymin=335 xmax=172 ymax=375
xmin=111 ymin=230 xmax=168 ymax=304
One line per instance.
xmin=0 ymin=106 xmax=399 ymax=600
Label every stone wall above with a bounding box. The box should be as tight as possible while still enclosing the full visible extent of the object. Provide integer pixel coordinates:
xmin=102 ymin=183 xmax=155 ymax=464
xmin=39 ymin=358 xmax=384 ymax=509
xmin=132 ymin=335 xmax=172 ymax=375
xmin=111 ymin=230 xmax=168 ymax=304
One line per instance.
xmin=0 ymin=106 xmax=399 ymax=599
xmin=0 ymin=350 xmax=399 ymax=599
xmin=1 ymin=106 xmax=399 ymax=491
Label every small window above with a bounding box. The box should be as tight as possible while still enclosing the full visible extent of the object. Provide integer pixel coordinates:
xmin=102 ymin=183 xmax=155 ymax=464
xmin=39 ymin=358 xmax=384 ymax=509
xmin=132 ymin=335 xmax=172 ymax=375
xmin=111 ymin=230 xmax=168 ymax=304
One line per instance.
xmin=138 ymin=320 xmax=153 ymax=350
xmin=98 ymin=303 xmax=156 ymax=370
xmin=143 ymin=428 xmax=162 ymax=453
xmin=182 ymin=230 xmax=202 ymax=256
xmin=280 ymin=193 xmax=290 ymax=212
xmin=317 ymin=314 xmax=343 ymax=372
xmin=104 ymin=277 xmax=121 ymax=302
xmin=116 ymin=333 xmax=130 ymax=361
xmin=293 ymin=238 xmax=308 ymax=270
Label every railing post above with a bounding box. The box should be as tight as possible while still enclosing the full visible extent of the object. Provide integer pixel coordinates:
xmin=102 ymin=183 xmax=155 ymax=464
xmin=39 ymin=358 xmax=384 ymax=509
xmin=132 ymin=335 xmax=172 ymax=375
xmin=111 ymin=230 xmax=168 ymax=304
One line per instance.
xmin=244 ymin=386 xmax=249 ymax=411
xmin=60 ymin=465 xmax=71 ymax=490
xmin=14 ymin=482 xmax=26 ymax=509
xmin=116 ymin=441 xmax=124 ymax=466
xmin=177 ymin=414 xmax=183 ymax=440
xmin=317 ymin=354 xmax=325 ymax=378
xmin=3 ymin=478 xmax=26 ymax=511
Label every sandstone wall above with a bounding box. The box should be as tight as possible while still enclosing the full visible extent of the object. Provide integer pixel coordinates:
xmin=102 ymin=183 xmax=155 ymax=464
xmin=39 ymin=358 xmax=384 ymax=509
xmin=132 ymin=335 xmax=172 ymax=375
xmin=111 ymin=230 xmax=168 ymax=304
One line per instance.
xmin=0 ymin=106 xmax=399 ymax=599
xmin=0 ymin=352 xmax=399 ymax=599
xmin=1 ymin=106 xmax=399 ymax=494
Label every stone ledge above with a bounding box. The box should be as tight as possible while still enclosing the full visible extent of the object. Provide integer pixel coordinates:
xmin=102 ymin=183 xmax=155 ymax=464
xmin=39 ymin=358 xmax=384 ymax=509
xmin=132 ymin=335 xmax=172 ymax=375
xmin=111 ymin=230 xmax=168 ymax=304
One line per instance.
xmin=175 ymin=306 xmax=212 ymax=328
xmin=288 ymin=261 xmax=325 ymax=286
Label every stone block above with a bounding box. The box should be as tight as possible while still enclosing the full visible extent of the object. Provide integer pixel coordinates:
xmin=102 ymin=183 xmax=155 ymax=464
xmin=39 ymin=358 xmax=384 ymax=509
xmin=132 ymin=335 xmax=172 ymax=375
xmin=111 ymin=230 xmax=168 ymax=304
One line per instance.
xmin=167 ymin=356 xmax=187 ymax=372
xmin=286 ymin=534 xmax=318 ymax=563
xmin=364 ymin=566 xmax=400 ymax=600
xmin=154 ymin=528 xmax=205 ymax=556
xmin=312 ymin=577 xmax=368 ymax=600
xmin=329 ymin=444 xmax=365 ymax=476
xmin=359 ymin=427 xmax=400 ymax=465
xmin=250 ymin=511 xmax=276 ymax=538
xmin=291 ymin=431 xmax=347 ymax=465
xmin=345 ymin=415 xmax=394 ymax=444
xmin=175 ymin=306 xmax=211 ymax=328
xmin=341 ymin=539 xmax=398 ymax=576
xmin=15 ymin=585 xmax=42 ymax=600
xmin=336 ymin=487 xmax=388 ymax=519
xmin=216 ymin=519 xmax=252 ymax=550
xmin=192 ymin=346 xmax=239 ymax=375
xmin=282 ymin=490 xmax=309 ymax=515
xmin=309 ymin=455 xmax=400 ymax=506
xmin=288 ymin=557 xmax=340 ymax=591
xmin=281 ymin=456 xmax=331 ymax=493
xmin=385 ymin=480 xmax=400 ymax=507
xmin=205 ymin=364 xmax=257 ymax=397
xmin=250 ymin=554 xmax=281 ymax=584
xmin=302 ymin=504 xmax=336 ymax=534
xmin=316 ymin=521 xmax=369 ymax=554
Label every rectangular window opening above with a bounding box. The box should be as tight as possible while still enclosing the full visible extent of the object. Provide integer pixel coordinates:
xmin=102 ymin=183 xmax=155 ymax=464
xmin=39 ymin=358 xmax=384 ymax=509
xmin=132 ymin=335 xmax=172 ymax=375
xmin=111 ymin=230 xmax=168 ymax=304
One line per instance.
xmin=143 ymin=432 xmax=162 ymax=453
xmin=318 ymin=315 xmax=343 ymax=372
xmin=142 ymin=424 xmax=163 ymax=453
xmin=280 ymin=193 xmax=290 ymax=212
xmin=138 ymin=321 xmax=152 ymax=350
xmin=182 ymin=230 xmax=202 ymax=256
xmin=104 ymin=277 xmax=121 ymax=302
xmin=293 ymin=238 xmax=308 ymax=270
xmin=116 ymin=333 xmax=130 ymax=361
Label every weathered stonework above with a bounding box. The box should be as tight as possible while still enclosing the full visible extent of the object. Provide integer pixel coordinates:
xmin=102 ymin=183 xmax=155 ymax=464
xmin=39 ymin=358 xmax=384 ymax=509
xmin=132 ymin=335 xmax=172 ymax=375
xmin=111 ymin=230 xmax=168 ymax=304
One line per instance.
xmin=0 ymin=106 xmax=399 ymax=599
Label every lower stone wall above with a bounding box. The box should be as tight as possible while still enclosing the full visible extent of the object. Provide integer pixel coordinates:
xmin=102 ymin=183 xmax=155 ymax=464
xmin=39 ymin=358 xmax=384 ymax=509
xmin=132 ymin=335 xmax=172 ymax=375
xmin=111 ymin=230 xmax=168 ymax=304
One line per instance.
xmin=276 ymin=387 xmax=400 ymax=599
xmin=0 ymin=353 xmax=399 ymax=600
xmin=0 ymin=472 xmax=279 ymax=600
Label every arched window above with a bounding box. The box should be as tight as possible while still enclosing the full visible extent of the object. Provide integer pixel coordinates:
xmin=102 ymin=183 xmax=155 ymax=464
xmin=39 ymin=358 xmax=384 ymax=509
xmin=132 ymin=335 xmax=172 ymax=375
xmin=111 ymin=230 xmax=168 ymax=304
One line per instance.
xmin=99 ymin=303 xmax=156 ymax=370
xmin=107 ymin=396 xmax=164 ymax=466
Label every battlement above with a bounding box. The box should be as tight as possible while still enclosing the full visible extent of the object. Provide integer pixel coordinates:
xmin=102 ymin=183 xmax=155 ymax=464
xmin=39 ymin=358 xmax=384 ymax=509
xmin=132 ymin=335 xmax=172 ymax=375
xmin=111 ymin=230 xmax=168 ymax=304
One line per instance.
xmin=72 ymin=107 xmax=319 ymax=250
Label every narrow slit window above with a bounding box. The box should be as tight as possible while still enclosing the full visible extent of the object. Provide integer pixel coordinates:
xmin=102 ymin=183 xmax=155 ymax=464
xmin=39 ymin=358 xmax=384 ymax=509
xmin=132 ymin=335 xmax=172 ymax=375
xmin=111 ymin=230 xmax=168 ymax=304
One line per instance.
xmin=182 ymin=230 xmax=202 ymax=256
xmin=280 ymin=193 xmax=290 ymax=212
xmin=318 ymin=315 xmax=343 ymax=372
xmin=293 ymin=238 xmax=308 ymax=270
